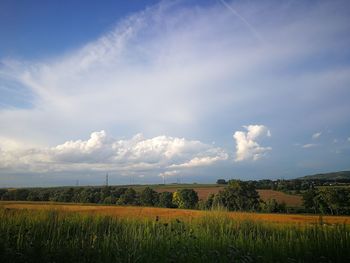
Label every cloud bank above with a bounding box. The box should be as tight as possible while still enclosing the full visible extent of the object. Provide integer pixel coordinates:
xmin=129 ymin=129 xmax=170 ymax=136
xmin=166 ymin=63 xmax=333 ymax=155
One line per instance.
xmin=0 ymin=131 xmax=228 ymax=176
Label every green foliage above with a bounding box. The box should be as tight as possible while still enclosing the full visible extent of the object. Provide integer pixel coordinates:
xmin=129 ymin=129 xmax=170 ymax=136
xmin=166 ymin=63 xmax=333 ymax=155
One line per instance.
xmin=140 ymin=187 xmax=159 ymax=206
xmin=214 ymin=180 xmax=260 ymax=211
xmin=261 ymin=199 xmax=287 ymax=213
xmin=0 ymin=208 xmax=349 ymax=263
xmin=303 ymin=187 xmax=350 ymax=215
xmin=158 ymin=192 xmax=174 ymax=208
xmin=172 ymin=189 xmax=199 ymax=209
xmin=216 ymin=179 xmax=227 ymax=185
xmin=117 ymin=188 xmax=137 ymax=205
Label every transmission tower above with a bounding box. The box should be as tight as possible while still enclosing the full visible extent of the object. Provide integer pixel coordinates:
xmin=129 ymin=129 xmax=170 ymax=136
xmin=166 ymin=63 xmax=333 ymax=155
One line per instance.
xmin=105 ymin=173 xmax=109 ymax=187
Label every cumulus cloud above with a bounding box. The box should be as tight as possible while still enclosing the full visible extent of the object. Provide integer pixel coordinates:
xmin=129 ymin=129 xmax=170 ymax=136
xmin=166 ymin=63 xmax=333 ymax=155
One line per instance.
xmin=233 ymin=125 xmax=271 ymax=162
xmin=169 ymin=154 xmax=228 ymax=169
xmin=0 ymin=131 xmax=228 ymax=176
xmin=312 ymin=132 xmax=322 ymax=139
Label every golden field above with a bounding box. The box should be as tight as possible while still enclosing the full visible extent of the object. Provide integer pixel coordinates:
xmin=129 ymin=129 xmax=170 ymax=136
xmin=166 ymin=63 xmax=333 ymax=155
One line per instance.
xmin=1 ymin=201 xmax=348 ymax=225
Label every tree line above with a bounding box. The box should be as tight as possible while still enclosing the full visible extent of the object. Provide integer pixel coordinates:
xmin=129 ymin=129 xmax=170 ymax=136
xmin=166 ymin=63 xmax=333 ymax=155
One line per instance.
xmin=1 ymin=180 xmax=349 ymax=214
xmin=0 ymin=180 xmax=285 ymax=212
xmin=302 ymin=187 xmax=350 ymax=215
xmin=217 ymin=178 xmax=350 ymax=194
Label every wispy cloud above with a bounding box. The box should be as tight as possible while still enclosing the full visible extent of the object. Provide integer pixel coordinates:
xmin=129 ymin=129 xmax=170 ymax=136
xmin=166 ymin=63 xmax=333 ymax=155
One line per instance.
xmin=0 ymin=0 xmax=350 ymax=183
xmin=302 ymin=143 xmax=317 ymax=149
xmin=219 ymin=0 xmax=264 ymax=43
xmin=312 ymin=132 xmax=322 ymax=139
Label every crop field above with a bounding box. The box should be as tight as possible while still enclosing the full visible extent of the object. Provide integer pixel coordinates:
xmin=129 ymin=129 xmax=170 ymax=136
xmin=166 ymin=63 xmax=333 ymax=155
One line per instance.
xmin=0 ymin=204 xmax=349 ymax=263
xmin=1 ymin=201 xmax=348 ymax=225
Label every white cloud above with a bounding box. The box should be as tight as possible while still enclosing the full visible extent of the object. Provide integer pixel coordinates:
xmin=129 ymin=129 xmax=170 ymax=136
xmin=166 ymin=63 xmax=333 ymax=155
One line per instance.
xmin=1 ymin=0 xmax=349 ymax=148
xmin=233 ymin=125 xmax=271 ymax=162
xmin=0 ymin=1 xmax=350 ymax=183
xmin=312 ymin=132 xmax=322 ymax=139
xmin=302 ymin=143 xmax=317 ymax=148
xmin=159 ymin=170 xmax=179 ymax=178
xmin=0 ymin=131 xmax=228 ymax=176
xmin=169 ymin=153 xmax=228 ymax=169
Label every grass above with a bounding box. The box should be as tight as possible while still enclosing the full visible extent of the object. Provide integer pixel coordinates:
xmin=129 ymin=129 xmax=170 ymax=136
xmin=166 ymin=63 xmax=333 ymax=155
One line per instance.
xmin=0 ymin=207 xmax=349 ymax=263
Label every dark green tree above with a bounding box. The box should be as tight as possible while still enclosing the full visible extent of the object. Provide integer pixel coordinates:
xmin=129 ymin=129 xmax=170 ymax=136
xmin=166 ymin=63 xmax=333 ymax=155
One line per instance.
xmin=158 ymin=192 xmax=174 ymax=208
xmin=214 ymin=180 xmax=260 ymax=211
xmin=172 ymin=189 xmax=199 ymax=209
xmin=216 ymin=179 xmax=227 ymax=185
xmin=117 ymin=188 xmax=137 ymax=205
xmin=140 ymin=187 xmax=159 ymax=206
xmin=302 ymin=188 xmax=318 ymax=212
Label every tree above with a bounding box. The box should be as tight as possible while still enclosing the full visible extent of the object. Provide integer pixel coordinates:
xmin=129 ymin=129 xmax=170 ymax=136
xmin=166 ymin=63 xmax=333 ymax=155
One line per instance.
xmin=57 ymin=188 xmax=75 ymax=203
xmin=140 ymin=187 xmax=159 ymax=206
xmin=103 ymin=196 xmax=116 ymax=204
xmin=201 ymin=193 xmax=215 ymax=210
xmin=302 ymin=188 xmax=318 ymax=213
xmin=214 ymin=180 xmax=260 ymax=211
xmin=158 ymin=192 xmax=174 ymax=208
xmin=117 ymin=188 xmax=137 ymax=205
xmin=172 ymin=189 xmax=198 ymax=209
xmin=13 ymin=189 xmax=29 ymax=201
xmin=216 ymin=179 xmax=227 ymax=185
xmin=261 ymin=199 xmax=286 ymax=213
xmin=112 ymin=188 xmax=128 ymax=199
xmin=0 ymin=189 xmax=7 ymax=200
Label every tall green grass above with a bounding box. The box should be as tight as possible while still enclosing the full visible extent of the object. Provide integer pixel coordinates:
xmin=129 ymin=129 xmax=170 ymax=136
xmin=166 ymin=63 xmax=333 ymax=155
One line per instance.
xmin=0 ymin=208 xmax=349 ymax=263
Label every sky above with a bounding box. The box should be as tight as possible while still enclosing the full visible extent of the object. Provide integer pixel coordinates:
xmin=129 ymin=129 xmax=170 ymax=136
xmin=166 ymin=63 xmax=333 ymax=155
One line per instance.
xmin=0 ymin=0 xmax=350 ymax=187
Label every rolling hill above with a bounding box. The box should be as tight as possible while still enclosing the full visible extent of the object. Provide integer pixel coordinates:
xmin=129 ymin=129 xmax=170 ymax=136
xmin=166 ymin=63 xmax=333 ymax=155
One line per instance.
xmin=298 ymin=171 xmax=350 ymax=180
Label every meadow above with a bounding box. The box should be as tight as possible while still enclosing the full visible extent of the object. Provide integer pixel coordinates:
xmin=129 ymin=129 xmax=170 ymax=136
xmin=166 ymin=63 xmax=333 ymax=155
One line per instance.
xmin=0 ymin=202 xmax=350 ymax=262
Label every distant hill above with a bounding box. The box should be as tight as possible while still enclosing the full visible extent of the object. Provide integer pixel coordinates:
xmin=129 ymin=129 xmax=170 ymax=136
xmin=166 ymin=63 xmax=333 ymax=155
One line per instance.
xmin=298 ymin=171 xmax=350 ymax=181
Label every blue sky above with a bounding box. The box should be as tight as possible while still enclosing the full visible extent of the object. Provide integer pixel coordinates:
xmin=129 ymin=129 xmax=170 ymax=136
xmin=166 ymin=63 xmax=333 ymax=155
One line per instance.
xmin=0 ymin=0 xmax=349 ymax=187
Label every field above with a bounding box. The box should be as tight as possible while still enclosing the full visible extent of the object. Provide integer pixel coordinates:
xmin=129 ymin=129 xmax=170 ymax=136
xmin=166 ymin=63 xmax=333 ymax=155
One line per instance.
xmin=0 ymin=203 xmax=349 ymax=263
xmin=0 ymin=201 xmax=348 ymax=225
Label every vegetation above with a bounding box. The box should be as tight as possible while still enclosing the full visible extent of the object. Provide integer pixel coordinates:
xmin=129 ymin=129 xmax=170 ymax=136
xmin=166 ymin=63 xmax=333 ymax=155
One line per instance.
xmin=210 ymin=180 xmax=260 ymax=211
xmin=303 ymin=187 xmax=350 ymax=215
xmin=172 ymin=189 xmax=199 ymax=209
xmin=1 ymin=175 xmax=350 ymax=215
xmin=0 ymin=208 xmax=349 ymax=263
xmin=298 ymin=171 xmax=350 ymax=181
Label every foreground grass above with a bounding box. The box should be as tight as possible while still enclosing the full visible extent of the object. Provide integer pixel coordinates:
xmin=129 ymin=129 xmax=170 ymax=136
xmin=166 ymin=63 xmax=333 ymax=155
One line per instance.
xmin=0 ymin=208 xmax=349 ymax=263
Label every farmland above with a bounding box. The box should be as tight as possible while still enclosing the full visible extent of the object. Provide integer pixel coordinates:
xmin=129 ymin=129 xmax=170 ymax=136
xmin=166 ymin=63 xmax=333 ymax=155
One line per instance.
xmin=0 ymin=201 xmax=349 ymax=225
xmin=1 ymin=182 xmax=349 ymax=262
xmin=0 ymin=203 xmax=349 ymax=263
